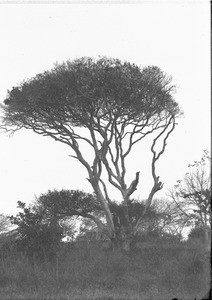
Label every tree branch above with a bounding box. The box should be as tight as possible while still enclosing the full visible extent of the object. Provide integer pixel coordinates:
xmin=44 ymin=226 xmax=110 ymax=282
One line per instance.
xmin=135 ymin=116 xmax=176 ymax=231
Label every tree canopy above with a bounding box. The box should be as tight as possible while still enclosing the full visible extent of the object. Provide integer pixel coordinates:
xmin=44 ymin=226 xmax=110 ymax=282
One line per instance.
xmin=2 ymin=57 xmax=180 ymax=130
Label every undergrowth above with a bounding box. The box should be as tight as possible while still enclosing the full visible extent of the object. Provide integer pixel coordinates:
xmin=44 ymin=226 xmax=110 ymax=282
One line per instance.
xmin=0 ymin=240 xmax=210 ymax=300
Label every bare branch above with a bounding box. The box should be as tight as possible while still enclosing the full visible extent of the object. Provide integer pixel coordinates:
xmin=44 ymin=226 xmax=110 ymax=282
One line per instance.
xmin=135 ymin=117 xmax=176 ymax=231
xmin=82 ymin=213 xmax=106 ymax=231
xmin=99 ymin=178 xmax=113 ymax=205
xmin=125 ymin=171 xmax=140 ymax=199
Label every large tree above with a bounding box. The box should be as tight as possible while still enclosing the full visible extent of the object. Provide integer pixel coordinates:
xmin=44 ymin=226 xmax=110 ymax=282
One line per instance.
xmin=1 ymin=57 xmax=181 ymax=250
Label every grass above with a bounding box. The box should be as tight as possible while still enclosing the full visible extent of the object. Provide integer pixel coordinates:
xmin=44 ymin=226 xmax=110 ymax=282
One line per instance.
xmin=0 ymin=240 xmax=210 ymax=300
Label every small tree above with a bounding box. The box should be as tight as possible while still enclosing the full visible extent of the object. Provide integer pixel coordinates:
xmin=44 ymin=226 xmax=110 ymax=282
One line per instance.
xmin=34 ymin=189 xmax=104 ymax=231
xmin=11 ymin=201 xmax=65 ymax=261
xmin=168 ymin=150 xmax=211 ymax=249
xmin=1 ymin=57 xmax=181 ymax=250
xmin=152 ymin=199 xmax=189 ymax=241
xmin=11 ymin=189 xmax=102 ymax=258
xmin=0 ymin=214 xmax=12 ymax=233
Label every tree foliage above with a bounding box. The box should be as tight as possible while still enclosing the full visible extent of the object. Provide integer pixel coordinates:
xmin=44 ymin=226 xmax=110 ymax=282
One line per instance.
xmin=10 ymin=189 xmax=103 ymax=259
xmin=10 ymin=201 xmax=63 ymax=260
xmin=0 ymin=214 xmax=12 ymax=233
xmin=2 ymin=57 xmax=179 ymax=128
xmin=168 ymin=150 xmax=211 ymax=247
xmin=1 ymin=57 xmax=181 ymax=249
xmin=152 ymin=198 xmax=190 ymax=240
xmin=188 ymin=226 xmax=211 ymax=244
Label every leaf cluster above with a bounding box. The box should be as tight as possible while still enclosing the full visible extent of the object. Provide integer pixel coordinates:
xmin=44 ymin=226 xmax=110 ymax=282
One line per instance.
xmin=109 ymin=199 xmax=158 ymax=228
xmin=34 ymin=189 xmax=102 ymax=220
xmin=2 ymin=57 xmax=180 ymax=132
xmin=11 ymin=201 xmax=63 ymax=260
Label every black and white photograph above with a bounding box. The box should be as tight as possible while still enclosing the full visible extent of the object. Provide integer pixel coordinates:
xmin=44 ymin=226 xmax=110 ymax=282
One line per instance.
xmin=0 ymin=1 xmax=210 ymax=299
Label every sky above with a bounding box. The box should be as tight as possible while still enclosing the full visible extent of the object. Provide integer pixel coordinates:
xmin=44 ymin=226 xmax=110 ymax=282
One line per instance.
xmin=0 ymin=1 xmax=210 ymax=215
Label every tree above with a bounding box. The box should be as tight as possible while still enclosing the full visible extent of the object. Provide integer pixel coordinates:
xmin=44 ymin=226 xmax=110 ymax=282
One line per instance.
xmin=1 ymin=57 xmax=181 ymax=250
xmin=11 ymin=200 xmax=65 ymax=260
xmin=78 ymin=198 xmax=162 ymax=244
xmin=0 ymin=214 xmax=12 ymax=233
xmin=34 ymin=189 xmax=104 ymax=231
xmin=168 ymin=150 xmax=211 ymax=249
xmin=152 ymin=198 xmax=189 ymax=241
xmin=30 ymin=189 xmax=164 ymax=246
xmin=11 ymin=189 xmax=103 ymax=258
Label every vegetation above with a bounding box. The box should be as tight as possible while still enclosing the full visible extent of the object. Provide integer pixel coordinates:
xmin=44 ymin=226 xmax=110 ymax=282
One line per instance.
xmin=10 ymin=201 xmax=64 ymax=261
xmin=9 ymin=189 xmax=171 ymax=256
xmin=168 ymin=150 xmax=211 ymax=249
xmin=0 ymin=214 xmax=12 ymax=233
xmin=0 ymin=153 xmax=210 ymax=300
xmin=1 ymin=57 xmax=182 ymax=250
xmin=9 ymin=190 xmax=101 ymax=260
xmin=0 ymin=58 xmax=210 ymax=299
xmin=0 ymin=234 xmax=210 ymax=300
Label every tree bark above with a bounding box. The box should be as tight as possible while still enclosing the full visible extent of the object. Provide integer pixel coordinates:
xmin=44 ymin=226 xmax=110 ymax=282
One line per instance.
xmin=109 ymin=221 xmax=135 ymax=253
xmin=89 ymin=178 xmax=115 ymax=236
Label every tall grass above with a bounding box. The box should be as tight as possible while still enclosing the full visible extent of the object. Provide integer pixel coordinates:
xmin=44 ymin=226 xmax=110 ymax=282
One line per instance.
xmin=0 ymin=240 xmax=210 ymax=300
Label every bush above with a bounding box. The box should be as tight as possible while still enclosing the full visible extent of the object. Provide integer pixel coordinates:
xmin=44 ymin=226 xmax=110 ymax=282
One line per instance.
xmin=10 ymin=201 xmax=65 ymax=261
xmin=188 ymin=226 xmax=211 ymax=245
xmin=16 ymin=223 xmax=63 ymax=261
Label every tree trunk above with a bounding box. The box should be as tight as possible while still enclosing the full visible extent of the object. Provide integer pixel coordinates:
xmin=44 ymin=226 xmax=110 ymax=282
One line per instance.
xmin=89 ymin=177 xmax=115 ymax=236
xmin=110 ymin=225 xmax=135 ymax=253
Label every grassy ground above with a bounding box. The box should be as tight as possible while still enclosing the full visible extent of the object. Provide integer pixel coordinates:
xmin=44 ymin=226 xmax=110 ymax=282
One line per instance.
xmin=0 ymin=240 xmax=210 ymax=300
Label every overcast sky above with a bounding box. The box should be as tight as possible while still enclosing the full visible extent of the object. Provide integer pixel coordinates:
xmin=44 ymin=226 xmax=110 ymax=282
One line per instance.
xmin=0 ymin=1 xmax=210 ymax=215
